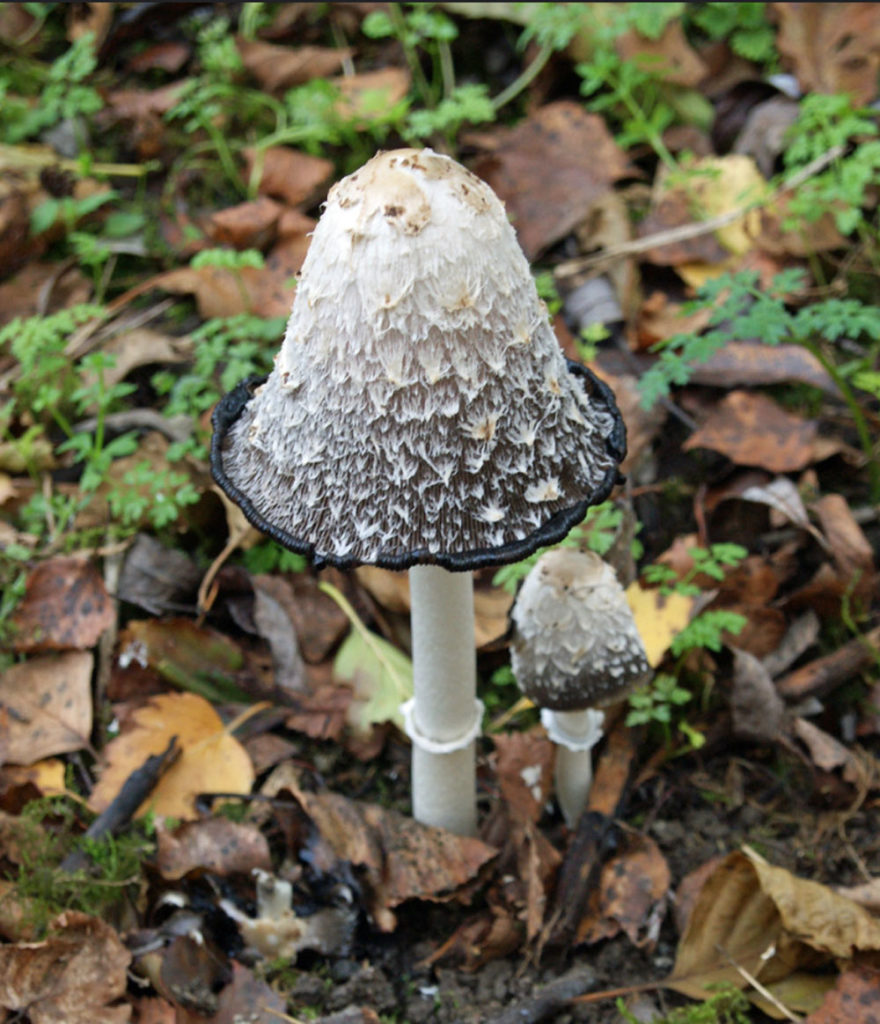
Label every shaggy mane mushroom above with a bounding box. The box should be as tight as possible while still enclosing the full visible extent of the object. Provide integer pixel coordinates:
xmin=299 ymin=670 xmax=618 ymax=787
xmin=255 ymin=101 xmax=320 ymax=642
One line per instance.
xmin=212 ymin=148 xmax=626 ymax=836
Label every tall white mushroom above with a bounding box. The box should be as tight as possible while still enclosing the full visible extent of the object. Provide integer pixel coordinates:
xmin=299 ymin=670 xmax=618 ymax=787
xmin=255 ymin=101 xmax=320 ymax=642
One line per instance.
xmin=211 ymin=149 xmax=625 ymax=836
xmin=510 ymin=548 xmax=650 ymax=828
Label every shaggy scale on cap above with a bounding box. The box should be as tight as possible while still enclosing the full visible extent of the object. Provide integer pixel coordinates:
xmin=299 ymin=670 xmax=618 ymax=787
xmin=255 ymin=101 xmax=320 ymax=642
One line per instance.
xmin=510 ymin=549 xmax=650 ymax=710
xmin=212 ymin=148 xmax=625 ymax=571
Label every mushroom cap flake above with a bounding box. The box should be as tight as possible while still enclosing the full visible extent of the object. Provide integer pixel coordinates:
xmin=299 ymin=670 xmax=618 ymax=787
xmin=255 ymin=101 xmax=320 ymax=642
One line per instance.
xmin=212 ymin=148 xmax=625 ymax=571
xmin=510 ymin=549 xmax=650 ymax=711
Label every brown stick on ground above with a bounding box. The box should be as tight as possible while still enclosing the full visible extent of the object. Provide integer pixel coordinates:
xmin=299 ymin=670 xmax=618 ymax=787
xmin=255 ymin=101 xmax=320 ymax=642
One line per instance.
xmin=776 ymin=625 xmax=880 ymax=701
xmin=485 ymin=964 xmax=596 ymax=1024
xmin=60 ymin=737 xmax=180 ymax=873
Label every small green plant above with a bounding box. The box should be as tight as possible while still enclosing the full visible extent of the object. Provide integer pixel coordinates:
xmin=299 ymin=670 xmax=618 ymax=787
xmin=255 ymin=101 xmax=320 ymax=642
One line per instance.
xmin=639 ymin=268 xmax=880 ymax=500
xmin=1 ymin=31 xmax=103 ymax=143
xmin=617 ymin=984 xmax=751 ymax=1024
xmin=643 ymin=543 xmax=749 ymax=597
xmin=9 ymin=796 xmax=154 ymax=935
xmin=687 ymin=2 xmax=776 ymax=65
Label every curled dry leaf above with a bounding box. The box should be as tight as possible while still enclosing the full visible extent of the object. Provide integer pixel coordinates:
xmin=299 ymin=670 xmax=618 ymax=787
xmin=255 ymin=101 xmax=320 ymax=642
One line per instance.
xmin=774 ymin=1 xmax=880 ymax=105
xmin=473 ymin=101 xmax=631 ymax=259
xmin=0 ymin=911 xmax=131 ymax=1024
xmin=156 ymin=817 xmax=272 ymax=880
xmin=10 ymin=556 xmax=114 ymax=652
xmin=493 ymin=728 xmax=555 ymax=825
xmin=669 ymin=846 xmax=880 ymax=1013
xmin=0 ymin=651 xmax=93 ymax=764
xmin=683 ymin=391 xmax=819 ymax=474
xmin=244 ymin=146 xmax=333 ymax=208
xmin=577 ymin=832 xmax=670 ymax=949
xmin=89 ymin=692 xmax=254 ymax=821
xmin=289 ymin=778 xmax=497 ymax=931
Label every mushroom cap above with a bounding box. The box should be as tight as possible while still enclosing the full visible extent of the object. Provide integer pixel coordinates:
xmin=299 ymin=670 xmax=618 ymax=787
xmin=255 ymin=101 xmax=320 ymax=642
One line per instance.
xmin=510 ymin=548 xmax=650 ymax=711
xmin=211 ymin=148 xmax=625 ymax=571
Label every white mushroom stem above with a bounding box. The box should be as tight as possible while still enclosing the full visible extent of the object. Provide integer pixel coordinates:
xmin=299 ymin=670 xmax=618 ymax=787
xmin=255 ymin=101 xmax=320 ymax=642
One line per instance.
xmin=541 ymin=707 xmax=605 ymax=829
xmin=404 ymin=564 xmax=481 ymax=836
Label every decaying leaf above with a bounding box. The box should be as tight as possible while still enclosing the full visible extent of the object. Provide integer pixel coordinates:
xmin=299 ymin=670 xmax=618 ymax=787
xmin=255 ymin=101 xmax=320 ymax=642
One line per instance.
xmin=10 ymin=556 xmax=114 ymax=652
xmin=156 ymin=817 xmax=272 ymax=880
xmin=243 ymin=145 xmax=333 ymax=207
xmin=289 ymin=777 xmax=497 ymax=931
xmin=684 ymin=391 xmax=819 ymax=473
xmin=577 ymin=832 xmax=670 ymax=949
xmin=730 ymin=647 xmax=788 ymax=744
xmin=473 ymin=101 xmax=630 ymax=259
xmin=89 ymin=692 xmax=254 ymax=821
xmin=0 ymin=651 xmax=93 ymax=764
xmin=0 ymin=911 xmax=131 ymax=1024
xmin=493 ymin=728 xmax=554 ymax=824
xmin=625 ymin=582 xmax=694 ymax=667
xmin=669 ymin=846 xmax=880 ymax=1015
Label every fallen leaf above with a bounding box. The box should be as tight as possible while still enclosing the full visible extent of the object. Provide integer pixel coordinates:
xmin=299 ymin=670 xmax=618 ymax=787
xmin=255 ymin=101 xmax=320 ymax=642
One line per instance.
xmin=210 ymin=961 xmax=287 ymax=1024
xmin=0 ymin=757 xmax=67 ymax=797
xmin=473 ymin=101 xmax=630 ymax=259
xmin=237 ymin=38 xmax=351 ymax=92
xmin=291 ymin=781 xmax=497 ymax=930
xmin=253 ymin=572 xmax=349 ymax=665
xmin=243 ymin=146 xmax=333 ymax=207
xmin=730 ymin=647 xmax=788 ymax=743
xmin=804 ymin=965 xmax=880 ymax=1024
xmin=813 ymin=493 xmax=876 ymax=589
xmin=684 ymin=391 xmax=819 ymax=473
xmin=251 ymin=580 xmax=307 ymax=696
xmin=617 ymin=19 xmax=707 ymax=87
xmin=89 ymin=692 xmax=255 ymax=821
xmin=118 ymin=618 xmax=254 ymax=703
xmin=774 ymin=2 xmax=880 ymax=105
xmin=209 ymin=196 xmax=282 ymax=250
xmin=793 ymin=717 xmax=858 ymax=775
xmin=156 ymin=818 xmax=272 ymax=880
xmin=0 ymin=911 xmax=131 ymax=1024
xmin=127 ymin=40 xmax=191 ymax=74
xmin=10 ymin=556 xmax=114 ymax=652
xmin=334 ymin=67 xmax=411 ymax=124
xmin=321 ymin=582 xmax=413 ymax=737
xmin=668 ymin=847 xmax=880 ymax=1008
xmin=117 ymin=534 xmax=203 ymax=616
xmin=493 ymin=728 xmax=554 ymax=824
xmin=0 ymin=651 xmax=93 ymax=764
xmin=577 ymin=832 xmax=670 ymax=948
xmin=625 ymin=583 xmax=694 ymax=667
xmin=689 ymin=342 xmax=838 ymax=396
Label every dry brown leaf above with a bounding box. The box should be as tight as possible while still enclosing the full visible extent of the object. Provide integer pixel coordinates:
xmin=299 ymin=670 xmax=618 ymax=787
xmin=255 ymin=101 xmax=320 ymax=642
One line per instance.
xmin=813 ymin=493 xmax=876 ymax=589
xmin=290 ymin=779 xmax=497 ymax=931
xmin=237 ymin=38 xmax=351 ymax=92
xmin=669 ymin=847 xmax=880 ymax=1009
xmin=98 ymin=328 xmax=191 ymax=388
xmin=156 ymin=818 xmax=272 ymax=880
xmin=0 ymin=911 xmax=131 ymax=1024
xmin=473 ymin=101 xmax=630 ymax=259
xmin=209 ymin=196 xmax=283 ymax=250
xmin=793 ymin=717 xmax=859 ymax=775
xmin=127 ymin=40 xmax=191 ymax=74
xmin=334 ymin=67 xmax=411 ymax=123
xmin=774 ymin=2 xmax=880 ymax=105
xmin=10 ymin=556 xmax=114 ymax=652
xmin=243 ymin=146 xmax=333 ymax=207
xmin=254 ymin=573 xmax=348 ymax=664
xmin=803 ymin=965 xmax=880 ymax=1024
xmin=577 ymin=832 xmax=670 ymax=948
xmin=684 ymin=391 xmax=819 ymax=473
xmin=89 ymin=692 xmax=254 ymax=820
xmin=617 ymin=19 xmax=707 ymax=86
xmin=0 ymin=757 xmax=66 ymax=797
xmin=730 ymin=647 xmax=788 ymax=743
xmin=690 ymin=342 xmax=838 ymax=396
xmin=0 ymin=651 xmax=93 ymax=764
xmin=493 ymin=728 xmax=554 ymax=824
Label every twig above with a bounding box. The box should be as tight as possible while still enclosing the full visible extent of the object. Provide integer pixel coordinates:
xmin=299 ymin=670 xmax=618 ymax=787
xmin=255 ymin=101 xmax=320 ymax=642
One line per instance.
xmin=555 ymin=144 xmax=846 ymax=280
xmin=776 ymin=624 xmax=880 ymax=700
xmin=717 ymin=944 xmax=802 ymax=1023
xmin=73 ymin=408 xmax=193 ymax=444
xmin=59 ymin=737 xmax=180 ymax=873
xmin=484 ymin=964 xmax=596 ymax=1024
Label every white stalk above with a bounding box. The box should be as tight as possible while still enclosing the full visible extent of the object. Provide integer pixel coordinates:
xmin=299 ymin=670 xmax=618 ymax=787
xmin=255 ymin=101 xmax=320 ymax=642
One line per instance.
xmin=542 ymin=707 xmax=605 ymax=829
xmin=406 ymin=564 xmax=479 ymax=836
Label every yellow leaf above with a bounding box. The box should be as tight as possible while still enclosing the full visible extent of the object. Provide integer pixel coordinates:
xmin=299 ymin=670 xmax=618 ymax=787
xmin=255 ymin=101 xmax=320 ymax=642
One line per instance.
xmin=89 ymin=692 xmax=254 ymax=821
xmin=625 ymin=583 xmax=693 ymax=667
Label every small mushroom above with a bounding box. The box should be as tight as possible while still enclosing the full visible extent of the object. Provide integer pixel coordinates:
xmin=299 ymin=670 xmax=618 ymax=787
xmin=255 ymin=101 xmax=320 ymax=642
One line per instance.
xmin=212 ymin=148 xmax=626 ymax=836
xmin=510 ymin=548 xmax=650 ymax=828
